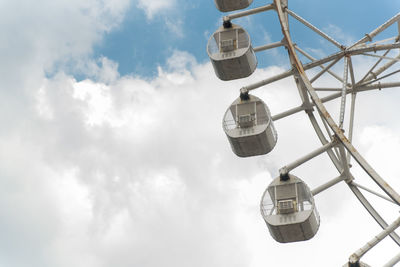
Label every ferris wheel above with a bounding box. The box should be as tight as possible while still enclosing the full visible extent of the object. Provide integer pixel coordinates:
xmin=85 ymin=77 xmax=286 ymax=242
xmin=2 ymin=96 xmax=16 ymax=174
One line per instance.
xmin=207 ymin=0 xmax=400 ymax=266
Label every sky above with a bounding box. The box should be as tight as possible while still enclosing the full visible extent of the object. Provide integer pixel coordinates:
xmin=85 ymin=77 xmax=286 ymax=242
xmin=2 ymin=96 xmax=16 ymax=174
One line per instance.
xmin=1 ymin=0 xmax=400 ymax=267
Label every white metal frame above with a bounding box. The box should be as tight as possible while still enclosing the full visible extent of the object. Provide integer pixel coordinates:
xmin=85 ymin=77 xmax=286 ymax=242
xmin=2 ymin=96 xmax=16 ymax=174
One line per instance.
xmin=212 ymin=0 xmax=400 ymax=265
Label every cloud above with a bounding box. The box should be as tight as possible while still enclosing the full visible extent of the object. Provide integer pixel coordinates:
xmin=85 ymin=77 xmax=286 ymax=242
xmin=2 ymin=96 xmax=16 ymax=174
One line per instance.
xmin=21 ymin=55 xmax=259 ymax=266
xmin=3 ymin=48 xmax=399 ymax=266
xmin=323 ymin=24 xmax=356 ymax=46
xmin=134 ymin=0 xmax=186 ymax=38
xmin=1 ymin=1 xmax=400 ymax=265
xmin=165 ymin=18 xmax=184 ymax=38
xmin=0 ymin=0 xmax=129 ymax=88
xmin=136 ymin=0 xmax=176 ymax=19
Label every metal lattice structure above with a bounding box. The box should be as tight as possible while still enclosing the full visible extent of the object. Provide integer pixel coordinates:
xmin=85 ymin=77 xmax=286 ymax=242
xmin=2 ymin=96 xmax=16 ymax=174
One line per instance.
xmin=208 ymin=0 xmax=400 ymax=266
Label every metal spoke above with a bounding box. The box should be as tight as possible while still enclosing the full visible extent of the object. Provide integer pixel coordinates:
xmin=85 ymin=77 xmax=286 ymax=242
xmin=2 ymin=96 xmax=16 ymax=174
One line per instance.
xmin=362 ymin=53 xmax=400 ymax=83
xmin=295 ymin=45 xmax=343 ymax=83
xmin=272 ymin=82 xmax=400 ymax=121
xmin=223 ymin=4 xmax=275 ymax=21
xmin=349 ymin=12 xmax=400 ymax=48
xmin=358 ymin=48 xmax=392 ymax=84
xmin=253 ymin=41 xmax=285 ymax=52
xmin=339 ymin=57 xmax=349 ymax=129
xmin=359 ymin=69 xmax=400 ymax=87
xmin=286 ymin=8 xmax=343 ymax=49
xmin=349 ymin=216 xmax=400 ymax=264
xmin=352 ymin=182 xmax=398 ymax=205
xmin=361 ymin=52 xmax=400 ymax=62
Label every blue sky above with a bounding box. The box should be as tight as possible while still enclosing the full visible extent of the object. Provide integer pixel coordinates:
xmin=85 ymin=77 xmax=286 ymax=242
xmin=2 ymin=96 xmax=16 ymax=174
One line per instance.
xmin=92 ymin=0 xmax=398 ymax=77
xmin=92 ymin=1 xmax=219 ymax=77
xmin=1 ymin=1 xmax=400 ymax=267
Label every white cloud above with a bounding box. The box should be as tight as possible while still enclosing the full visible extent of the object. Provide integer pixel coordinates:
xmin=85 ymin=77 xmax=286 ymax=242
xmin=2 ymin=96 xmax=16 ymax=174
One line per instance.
xmin=134 ymin=0 xmax=185 ymax=38
xmin=165 ymin=50 xmax=197 ymax=72
xmin=136 ymin=0 xmax=176 ymax=19
xmin=1 ymin=1 xmax=400 ymax=265
xmin=359 ymin=125 xmax=400 ymax=192
xmin=165 ymin=18 xmax=184 ymax=38
xmin=323 ymin=24 xmax=356 ymax=46
xmin=0 ymin=0 xmax=129 ymax=87
xmin=3 ymin=52 xmax=398 ymax=266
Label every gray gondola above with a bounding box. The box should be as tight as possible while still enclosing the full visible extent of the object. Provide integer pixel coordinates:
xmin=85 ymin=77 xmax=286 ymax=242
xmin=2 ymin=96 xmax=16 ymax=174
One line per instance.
xmin=260 ymin=174 xmax=320 ymax=243
xmin=214 ymin=0 xmax=253 ymax=12
xmin=207 ymin=23 xmax=257 ymax=81
xmin=223 ymin=94 xmax=277 ymax=157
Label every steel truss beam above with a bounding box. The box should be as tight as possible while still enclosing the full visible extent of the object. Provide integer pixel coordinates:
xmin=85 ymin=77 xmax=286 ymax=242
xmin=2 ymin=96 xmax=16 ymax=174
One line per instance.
xmin=242 ymin=43 xmax=400 ymax=92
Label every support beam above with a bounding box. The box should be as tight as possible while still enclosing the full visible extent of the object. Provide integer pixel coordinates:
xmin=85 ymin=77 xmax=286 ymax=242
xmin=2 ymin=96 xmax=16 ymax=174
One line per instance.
xmin=360 ymin=69 xmax=400 ymax=87
xmin=347 ymin=92 xmax=357 ymax=162
xmin=286 ymin=9 xmax=343 ymax=49
xmin=352 ymin=182 xmax=398 ymax=205
xmin=361 ymin=53 xmax=400 ymax=83
xmin=361 ymin=52 xmax=400 ymax=62
xmin=312 ymin=174 xmax=345 ymax=196
xmin=295 ymin=45 xmax=343 ymax=83
xmin=349 ymin=12 xmax=400 ymax=49
xmin=398 ymin=20 xmax=400 ymax=38
xmin=223 ymin=4 xmax=275 ymax=21
xmin=346 ymin=57 xmax=357 ymax=163
xmin=279 ymin=140 xmax=337 ymax=178
xmin=349 ymin=216 xmax=400 ymax=264
xmin=339 ymin=57 xmax=349 ymax=128
xmin=254 ymin=41 xmax=285 ymax=52
xmin=314 ymin=81 xmax=400 ymax=93
xmin=310 ymin=56 xmax=342 ymax=84
xmin=272 ymin=81 xmax=400 ymax=121
xmin=383 ymin=252 xmax=400 ymax=267
xmin=243 ymin=43 xmax=400 ymax=92
xmin=369 ymin=36 xmax=398 ymax=46
xmin=338 ymin=144 xmax=351 ymax=180
xmin=348 ymin=183 xmax=400 ymax=246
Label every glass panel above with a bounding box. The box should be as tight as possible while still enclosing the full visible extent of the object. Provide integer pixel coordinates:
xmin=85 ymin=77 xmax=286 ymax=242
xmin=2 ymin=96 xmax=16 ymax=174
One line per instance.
xmin=261 ymin=186 xmax=276 ymax=216
xmin=223 ymin=107 xmax=236 ymax=130
xmin=296 ymin=182 xmax=313 ymax=211
xmin=262 ymin=182 xmax=314 ymax=216
xmin=275 ymin=183 xmax=297 ymax=200
xmin=236 ymin=101 xmax=255 ymax=116
xmin=237 ymin=29 xmax=249 ymax=49
xmin=256 ymin=101 xmax=270 ymax=125
xmin=208 ymin=27 xmax=250 ymax=57
xmin=207 ymin=34 xmax=219 ymax=56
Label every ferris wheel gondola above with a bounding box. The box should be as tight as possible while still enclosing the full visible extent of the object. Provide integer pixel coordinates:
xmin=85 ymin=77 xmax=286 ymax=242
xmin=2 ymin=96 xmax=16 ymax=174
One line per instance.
xmin=260 ymin=174 xmax=320 ymax=243
xmin=207 ymin=23 xmax=257 ymax=81
xmin=223 ymin=93 xmax=277 ymax=157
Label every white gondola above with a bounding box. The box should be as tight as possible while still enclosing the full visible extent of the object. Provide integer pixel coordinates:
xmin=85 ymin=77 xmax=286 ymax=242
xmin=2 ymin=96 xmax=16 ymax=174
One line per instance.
xmin=207 ymin=23 xmax=257 ymax=81
xmin=222 ymin=93 xmax=277 ymax=157
xmin=214 ymin=0 xmax=253 ymax=12
xmin=260 ymin=174 xmax=320 ymax=243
